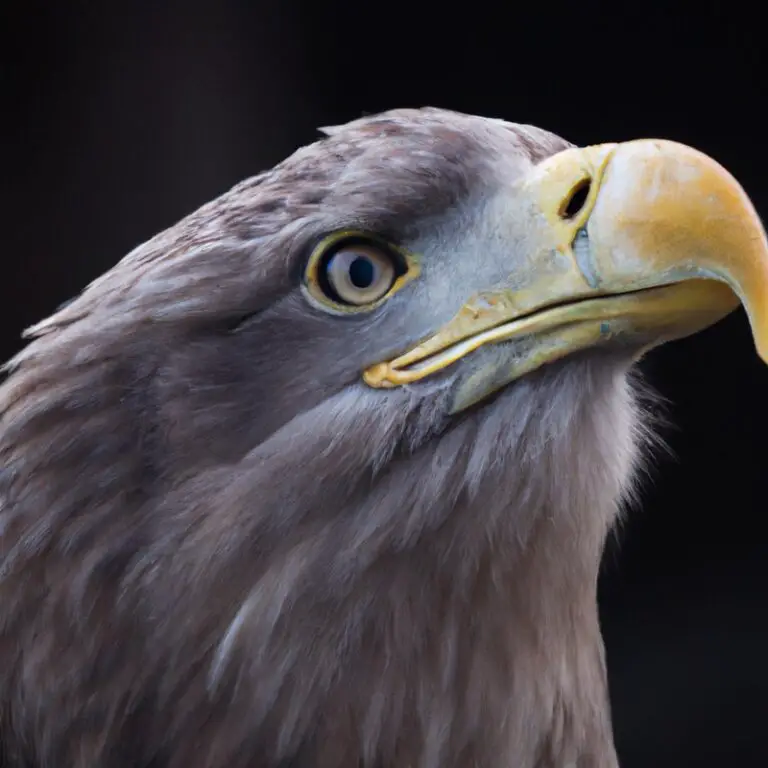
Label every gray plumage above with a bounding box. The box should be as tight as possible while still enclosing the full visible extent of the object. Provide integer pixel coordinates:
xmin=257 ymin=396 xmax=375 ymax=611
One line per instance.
xmin=0 ymin=108 xmax=669 ymax=767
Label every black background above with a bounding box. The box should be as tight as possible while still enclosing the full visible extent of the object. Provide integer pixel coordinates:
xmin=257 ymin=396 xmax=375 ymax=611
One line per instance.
xmin=2 ymin=2 xmax=766 ymax=766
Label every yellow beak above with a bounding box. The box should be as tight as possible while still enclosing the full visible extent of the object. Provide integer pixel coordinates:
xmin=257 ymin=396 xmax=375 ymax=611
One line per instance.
xmin=363 ymin=140 xmax=768 ymax=411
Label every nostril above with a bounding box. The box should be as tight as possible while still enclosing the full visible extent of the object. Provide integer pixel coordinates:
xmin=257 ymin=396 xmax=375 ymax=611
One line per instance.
xmin=560 ymin=178 xmax=591 ymax=219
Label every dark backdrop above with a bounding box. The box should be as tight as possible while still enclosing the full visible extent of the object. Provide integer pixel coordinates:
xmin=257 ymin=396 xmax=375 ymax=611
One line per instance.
xmin=2 ymin=2 xmax=766 ymax=766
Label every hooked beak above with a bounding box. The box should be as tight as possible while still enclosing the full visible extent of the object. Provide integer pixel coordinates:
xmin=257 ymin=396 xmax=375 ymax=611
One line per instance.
xmin=363 ymin=140 xmax=768 ymax=412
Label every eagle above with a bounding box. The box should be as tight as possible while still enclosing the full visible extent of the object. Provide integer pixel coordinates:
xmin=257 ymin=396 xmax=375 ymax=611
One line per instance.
xmin=0 ymin=108 xmax=766 ymax=768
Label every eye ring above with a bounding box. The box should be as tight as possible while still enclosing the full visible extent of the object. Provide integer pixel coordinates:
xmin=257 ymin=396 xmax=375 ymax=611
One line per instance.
xmin=303 ymin=231 xmax=420 ymax=313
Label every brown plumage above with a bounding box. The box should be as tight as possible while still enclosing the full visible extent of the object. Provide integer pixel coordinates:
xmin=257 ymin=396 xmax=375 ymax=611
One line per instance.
xmin=1 ymin=107 xmax=765 ymax=768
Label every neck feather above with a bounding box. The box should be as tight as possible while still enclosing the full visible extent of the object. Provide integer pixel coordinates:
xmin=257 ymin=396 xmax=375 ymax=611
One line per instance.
xmin=0 ymin=349 xmax=644 ymax=768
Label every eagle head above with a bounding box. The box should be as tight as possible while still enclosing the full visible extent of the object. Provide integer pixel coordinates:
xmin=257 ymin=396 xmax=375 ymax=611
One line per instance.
xmin=1 ymin=108 xmax=766 ymax=768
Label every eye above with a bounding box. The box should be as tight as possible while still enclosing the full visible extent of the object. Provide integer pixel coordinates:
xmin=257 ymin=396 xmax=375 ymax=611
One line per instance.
xmin=322 ymin=245 xmax=397 ymax=305
xmin=303 ymin=232 xmax=419 ymax=313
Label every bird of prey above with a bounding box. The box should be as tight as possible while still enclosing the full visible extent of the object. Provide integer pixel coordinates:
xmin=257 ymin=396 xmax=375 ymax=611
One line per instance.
xmin=0 ymin=108 xmax=766 ymax=768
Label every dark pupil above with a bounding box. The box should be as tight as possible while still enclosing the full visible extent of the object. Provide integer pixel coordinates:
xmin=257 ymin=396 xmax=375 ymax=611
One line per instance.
xmin=348 ymin=256 xmax=376 ymax=288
